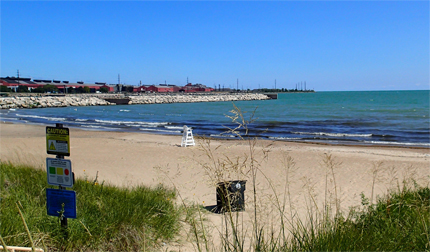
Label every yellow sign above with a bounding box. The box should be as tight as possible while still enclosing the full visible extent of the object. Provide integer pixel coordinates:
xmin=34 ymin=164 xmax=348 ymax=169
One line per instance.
xmin=46 ymin=126 xmax=70 ymax=156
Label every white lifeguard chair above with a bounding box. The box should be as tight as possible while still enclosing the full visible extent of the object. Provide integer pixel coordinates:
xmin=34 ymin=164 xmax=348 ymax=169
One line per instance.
xmin=181 ymin=125 xmax=195 ymax=147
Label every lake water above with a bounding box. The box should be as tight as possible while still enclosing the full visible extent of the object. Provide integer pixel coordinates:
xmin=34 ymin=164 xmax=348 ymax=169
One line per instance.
xmin=1 ymin=90 xmax=429 ymax=147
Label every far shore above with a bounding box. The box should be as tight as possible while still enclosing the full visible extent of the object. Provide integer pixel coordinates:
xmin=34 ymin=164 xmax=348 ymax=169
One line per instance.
xmin=1 ymin=121 xmax=429 ymax=248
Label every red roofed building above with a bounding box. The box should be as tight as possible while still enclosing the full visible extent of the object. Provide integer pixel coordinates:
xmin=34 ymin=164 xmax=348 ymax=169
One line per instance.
xmin=182 ymin=83 xmax=214 ymax=93
xmin=146 ymin=85 xmax=174 ymax=93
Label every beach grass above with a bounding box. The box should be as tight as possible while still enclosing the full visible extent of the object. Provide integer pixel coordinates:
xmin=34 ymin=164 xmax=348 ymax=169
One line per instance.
xmin=286 ymin=182 xmax=430 ymax=251
xmin=1 ymin=159 xmax=429 ymax=252
xmin=184 ymin=146 xmax=430 ymax=251
xmin=0 ymin=161 xmax=182 ymax=251
xmin=186 ymin=140 xmax=430 ymax=251
xmin=178 ymin=105 xmax=430 ymax=252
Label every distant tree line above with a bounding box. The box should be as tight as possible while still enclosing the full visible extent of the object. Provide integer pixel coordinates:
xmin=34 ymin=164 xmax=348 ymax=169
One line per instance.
xmin=1 ymin=85 xmax=109 ymax=94
xmin=1 ymin=86 xmax=12 ymax=92
xmin=120 ymin=86 xmax=134 ymax=93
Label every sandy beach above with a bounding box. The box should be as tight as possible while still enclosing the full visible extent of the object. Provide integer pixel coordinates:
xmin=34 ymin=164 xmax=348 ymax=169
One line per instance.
xmin=1 ymin=122 xmax=429 ymax=248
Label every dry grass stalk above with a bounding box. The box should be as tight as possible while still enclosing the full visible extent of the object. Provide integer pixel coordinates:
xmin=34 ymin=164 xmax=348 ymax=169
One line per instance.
xmin=321 ymin=153 xmax=342 ymax=217
xmin=15 ymin=202 xmax=36 ymax=252
xmin=370 ymin=161 xmax=384 ymax=205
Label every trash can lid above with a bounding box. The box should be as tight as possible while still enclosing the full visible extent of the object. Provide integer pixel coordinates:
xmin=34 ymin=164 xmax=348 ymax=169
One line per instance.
xmin=217 ymin=180 xmax=247 ymax=186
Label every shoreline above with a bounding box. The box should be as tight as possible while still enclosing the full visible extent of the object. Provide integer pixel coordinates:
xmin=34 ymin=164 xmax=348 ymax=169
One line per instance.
xmin=3 ymin=119 xmax=428 ymax=150
xmin=1 ymin=121 xmax=428 ymax=174
xmin=2 ymin=121 xmax=428 ymax=207
xmin=2 ymin=121 xmax=429 ymax=249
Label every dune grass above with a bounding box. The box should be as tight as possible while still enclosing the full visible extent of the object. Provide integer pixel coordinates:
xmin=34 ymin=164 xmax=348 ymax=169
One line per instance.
xmin=286 ymin=182 xmax=430 ymax=251
xmin=0 ymin=161 xmax=181 ymax=251
xmin=1 ymin=156 xmax=429 ymax=252
xmin=180 ymin=105 xmax=430 ymax=252
xmin=186 ymin=138 xmax=430 ymax=251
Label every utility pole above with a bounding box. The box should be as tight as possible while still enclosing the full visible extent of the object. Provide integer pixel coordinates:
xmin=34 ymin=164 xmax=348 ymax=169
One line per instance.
xmin=118 ymin=74 xmax=121 ymax=93
xmin=17 ymin=70 xmax=20 ymax=89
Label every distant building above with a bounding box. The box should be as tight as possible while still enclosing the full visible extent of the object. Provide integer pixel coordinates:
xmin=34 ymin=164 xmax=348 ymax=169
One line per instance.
xmin=1 ymin=76 xmax=214 ymax=94
xmin=0 ymin=77 xmax=114 ymax=93
xmin=146 ymin=85 xmax=174 ymax=93
xmin=182 ymin=83 xmax=214 ymax=93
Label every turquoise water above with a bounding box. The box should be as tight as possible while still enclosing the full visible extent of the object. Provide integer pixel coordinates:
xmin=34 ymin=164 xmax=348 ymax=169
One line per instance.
xmin=2 ymin=90 xmax=429 ymax=147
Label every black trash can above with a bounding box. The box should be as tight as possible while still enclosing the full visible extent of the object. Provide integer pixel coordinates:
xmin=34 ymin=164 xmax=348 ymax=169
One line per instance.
xmin=216 ymin=180 xmax=246 ymax=213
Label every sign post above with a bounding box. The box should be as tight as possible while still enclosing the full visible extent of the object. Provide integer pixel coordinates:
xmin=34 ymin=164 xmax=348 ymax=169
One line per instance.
xmin=46 ymin=123 xmax=75 ymax=239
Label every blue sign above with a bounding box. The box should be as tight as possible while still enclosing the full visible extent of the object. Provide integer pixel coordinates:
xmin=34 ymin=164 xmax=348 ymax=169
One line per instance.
xmin=46 ymin=188 xmax=76 ymax=219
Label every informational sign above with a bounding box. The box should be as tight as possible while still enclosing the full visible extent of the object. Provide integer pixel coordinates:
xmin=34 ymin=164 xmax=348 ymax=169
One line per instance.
xmin=46 ymin=188 xmax=77 ymax=219
xmin=46 ymin=158 xmax=73 ymax=187
xmin=46 ymin=126 xmax=70 ymax=156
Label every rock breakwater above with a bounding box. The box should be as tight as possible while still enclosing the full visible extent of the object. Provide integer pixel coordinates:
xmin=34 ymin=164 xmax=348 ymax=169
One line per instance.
xmin=127 ymin=93 xmax=270 ymax=104
xmin=0 ymin=93 xmax=270 ymax=109
xmin=0 ymin=95 xmax=112 ymax=109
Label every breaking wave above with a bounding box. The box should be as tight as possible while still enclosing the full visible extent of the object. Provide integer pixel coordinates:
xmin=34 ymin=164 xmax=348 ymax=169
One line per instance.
xmin=16 ymin=114 xmax=66 ymax=121
xmin=95 ymin=119 xmax=169 ymax=127
xmin=139 ymin=128 xmax=181 ymax=134
xmin=291 ymin=132 xmax=373 ymax=137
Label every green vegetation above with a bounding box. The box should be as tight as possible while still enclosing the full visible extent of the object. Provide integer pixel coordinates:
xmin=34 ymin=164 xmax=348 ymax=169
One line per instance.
xmin=32 ymin=84 xmax=59 ymax=93
xmin=100 ymin=86 xmax=109 ymax=93
xmin=68 ymin=86 xmax=91 ymax=94
xmin=188 ymin=152 xmax=429 ymax=251
xmin=0 ymin=162 xmax=181 ymax=251
xmin=17 ymin=85 xmax=29 ymax=93
xmin=0 ymin=86 xmax=12 ymax=92
xmin=286 ymin=184 xmax=430 ymax=251
xmin=1 ymin=162 xmax=428 ymax=252
xmin=182 ymin=105 xmax=430 ymax=251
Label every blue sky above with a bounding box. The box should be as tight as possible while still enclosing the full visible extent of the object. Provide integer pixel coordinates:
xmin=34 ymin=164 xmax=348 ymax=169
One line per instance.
xmin=1 ymin=1 xmax=428 ymax=91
